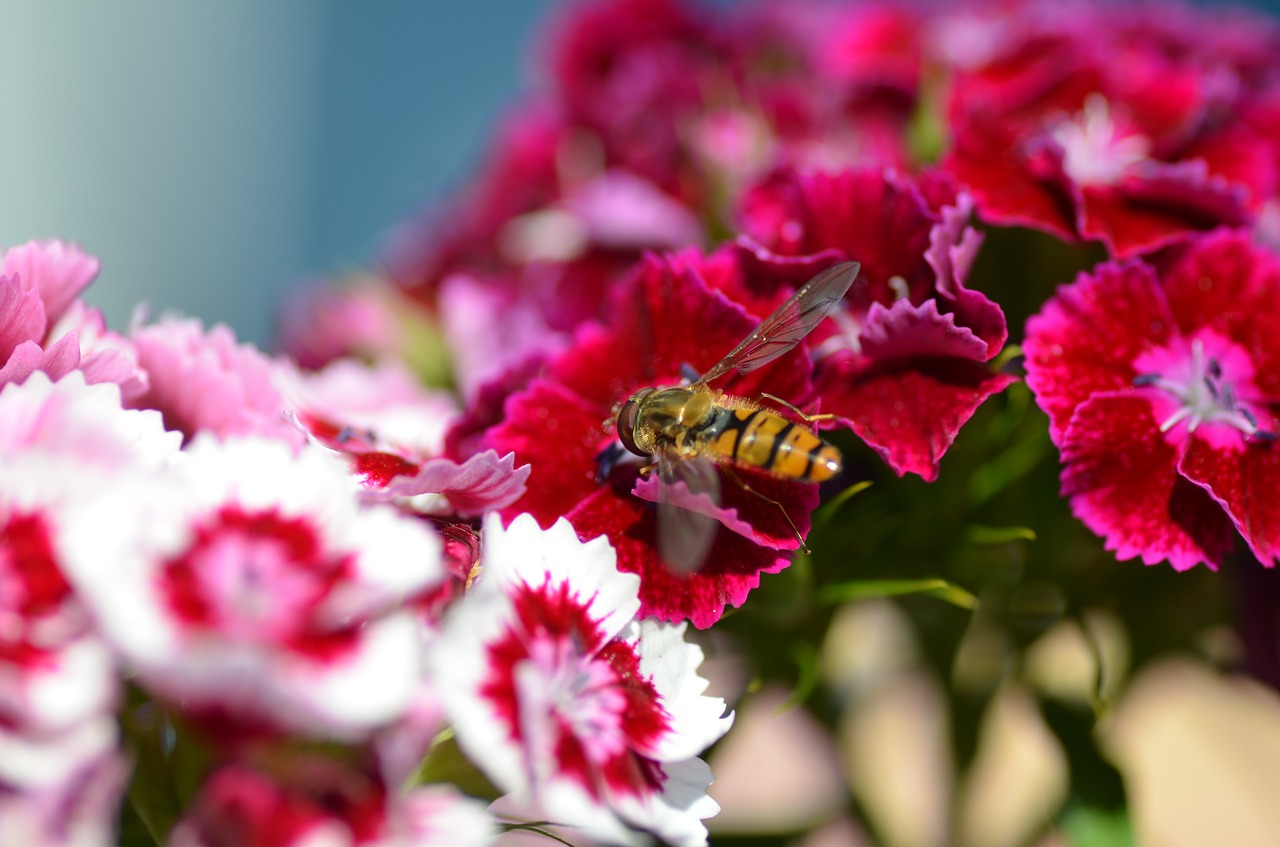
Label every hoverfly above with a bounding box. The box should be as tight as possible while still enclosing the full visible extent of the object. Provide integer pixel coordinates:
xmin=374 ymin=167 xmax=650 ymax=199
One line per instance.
xmin=610 ymin=260 xmax=861 ymax=574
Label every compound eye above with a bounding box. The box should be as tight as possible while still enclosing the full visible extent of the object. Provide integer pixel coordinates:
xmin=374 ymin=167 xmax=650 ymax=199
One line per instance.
xmin=616 ymin=390 xmax=651 ymax=456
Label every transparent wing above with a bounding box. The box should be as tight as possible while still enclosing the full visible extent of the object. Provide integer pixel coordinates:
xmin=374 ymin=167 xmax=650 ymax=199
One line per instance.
xmin=654 ymin=449 xmax=722 ymax=576
xmin=696 ymin=260 xmax=861 ymax=385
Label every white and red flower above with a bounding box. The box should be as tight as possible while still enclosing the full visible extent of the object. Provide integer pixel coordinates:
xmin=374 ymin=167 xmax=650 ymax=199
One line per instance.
xmin=169 ymin=761 xmax=494 ymax=847
xmin=0 ymin=373 xmax=176 ymax=770
xmin=1024 ymin=229 xmax=1280 ymax=569
xmin=61 ymin=436 xmax=444 ymax=743
xmin=435 ymin=514 xmax=731 ymax=847
xmin=0 ymin=747 xmax=131 ymax=847
xmin=283 ymin=357 xmax=530 ymax=518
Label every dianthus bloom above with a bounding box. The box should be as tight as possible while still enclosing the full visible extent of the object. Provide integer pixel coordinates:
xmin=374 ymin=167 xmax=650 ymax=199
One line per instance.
xmin=1024 ymin=229 xmax=1280 ymax=569
xmin=169 ymin=761 xmax=494 ymax=847
xmin=435 ymin=514 xmax=732 ymax=847
xmin=61 ymin=436 xmax=445 ymax=742
xmin=482 ymin=252 xmax=822 ymax=627
xmin=0 ymin=372 xmax=176 ymax=846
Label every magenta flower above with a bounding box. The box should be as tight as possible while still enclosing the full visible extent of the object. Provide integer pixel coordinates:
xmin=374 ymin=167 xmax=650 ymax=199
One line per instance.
xmin=61 ymin=437 xmax=445 ymax=743
xmin=737 ymin=166 xmax=1014 ymax=479
xmin=1024 ymin=229 xmax=1280 ymax=569
xmin=941 ymin=1 xmax=1274 ymax=257
xmin=481 ymin=252 xmax=823 ymax=627
xmin=435 ymin=514 xmax=731 ymax=847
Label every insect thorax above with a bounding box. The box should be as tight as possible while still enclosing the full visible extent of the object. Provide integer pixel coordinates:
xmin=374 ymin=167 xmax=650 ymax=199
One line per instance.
xmin=633 ymin=388 xmax=719 ymax=452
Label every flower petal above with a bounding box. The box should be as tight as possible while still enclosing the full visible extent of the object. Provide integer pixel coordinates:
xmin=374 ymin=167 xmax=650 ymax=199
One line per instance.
xmin=1179 ymin=433 xmax=1280 ymax=567
xmin=819 ymin=352 xmax=1016 ymax=481
xmin=1059 ymin=393 xmax=1235 ymax=570
xmin=1023 ymin=259 xmax=1177 ymax=444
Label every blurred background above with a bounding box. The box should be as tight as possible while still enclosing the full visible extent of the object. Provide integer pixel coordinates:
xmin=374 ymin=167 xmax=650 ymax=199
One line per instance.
xmin=0 ymin=1 xmax=553 ymax=346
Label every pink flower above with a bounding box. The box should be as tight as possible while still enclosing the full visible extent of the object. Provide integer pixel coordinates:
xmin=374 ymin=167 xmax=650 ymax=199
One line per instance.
xmin=482 ymin=252 xmax=823 ymax=627
xmin=1 ymin=240 xmax=100 ymax=330
xmin=736 ymin=167 xmax=1014 ymax=479
xmin=1024 ymin=229 xmax=1280 ymax=569
xmin=0 ymin=240 xmax=146 ymax=396
xmin=127 ymin=316 xmax=303 ymax=446
xmin=61 ymin=436 xmax=445 ymax=742
xmin=435 ymin=514 xmax=731 ymax=847
xmin=276 ymin=275 xmax=415 ymax=371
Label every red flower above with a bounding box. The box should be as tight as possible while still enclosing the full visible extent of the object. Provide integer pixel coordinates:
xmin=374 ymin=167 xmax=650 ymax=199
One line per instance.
xmin=1024 ymin=229 xmax=1280 ymax=570
xmin=942 ymin=2 xmax=1275 ymax=257
xmin=737 ymin=166 xmax=1014 ymax=479
xmin=481 ymin=252 xmax=824 ymax=627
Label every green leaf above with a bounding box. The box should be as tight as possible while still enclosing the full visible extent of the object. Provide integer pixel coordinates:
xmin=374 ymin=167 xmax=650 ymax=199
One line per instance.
xmin=968 ymin=427 xmax=1051 ymax=507
xmin=992 ymin=343 xmax=1024 ymax=372
xmin=777 ymin=642 xmax=821 ymax=712
xmin=966 ymin=524 xmax=1037 ymax=544
xmin=121 ymin=700 xmax=183 ymax=846
xmin=811 ymin=480 xmax=874 ymax=536
xmin=411 ymin=729 xmax=500 ymax=799
xmin=1059 ymin=804 xmax=1134 ymax=847
xmin=818 ymin=578 xmax=978 ymax=610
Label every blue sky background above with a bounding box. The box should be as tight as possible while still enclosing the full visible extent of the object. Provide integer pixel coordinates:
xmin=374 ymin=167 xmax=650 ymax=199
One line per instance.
xmin=0 ymin=2 xmax=553 ymax=346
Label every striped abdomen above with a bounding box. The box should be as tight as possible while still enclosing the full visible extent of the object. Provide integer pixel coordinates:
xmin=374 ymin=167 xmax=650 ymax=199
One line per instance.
xmin=705 ymin=406 xmax=842 ymax=482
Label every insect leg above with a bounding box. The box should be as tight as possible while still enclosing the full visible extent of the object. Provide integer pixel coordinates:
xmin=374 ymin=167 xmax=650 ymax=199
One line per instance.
xmin=717 ymin=465 xmax=811 ymax=554
xmin=759 ymin=392 xmax=837 ymax=424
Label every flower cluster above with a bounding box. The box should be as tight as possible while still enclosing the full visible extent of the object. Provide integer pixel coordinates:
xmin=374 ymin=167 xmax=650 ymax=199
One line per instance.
xmin=10 ymin=0 xmax=1280 ymax=843
xmin=0 ymin=240 xmax=729 ymax=846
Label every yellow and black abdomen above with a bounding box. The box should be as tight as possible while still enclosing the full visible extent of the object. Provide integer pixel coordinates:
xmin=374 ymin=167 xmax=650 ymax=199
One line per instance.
xmin=706 ymin=406 xmax=842 ymax=482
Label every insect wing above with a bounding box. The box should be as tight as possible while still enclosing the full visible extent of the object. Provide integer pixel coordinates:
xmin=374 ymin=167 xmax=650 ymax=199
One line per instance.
xmin=654 ymin=449 xmax=722 ymax=576
xmin=696 ymin=260 xmax=861 ymax=385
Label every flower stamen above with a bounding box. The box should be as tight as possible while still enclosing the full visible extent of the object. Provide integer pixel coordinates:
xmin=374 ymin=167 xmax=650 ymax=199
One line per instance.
xmin=1133 ymin=338 xmax=1272 ymax=440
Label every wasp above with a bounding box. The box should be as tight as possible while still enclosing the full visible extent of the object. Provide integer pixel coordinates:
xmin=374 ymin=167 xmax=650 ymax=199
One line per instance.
xmin=609 ymin=260 xmax=861 ymax=573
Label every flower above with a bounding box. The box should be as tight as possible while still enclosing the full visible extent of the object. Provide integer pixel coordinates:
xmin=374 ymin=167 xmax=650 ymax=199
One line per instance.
xmin=736 ymin=166 xmax=1014 ymax=479
xmin=61 ymin=436 xmax=445 ymax=742
xmin=0 ymin=374 xmax=176 ymax=753
xmin=482 ymin=252 xmax=822 ymax=626
xmin=941 ymin=1 xmax=1273 ymax=257
xmin=126 ymin=316 xmax=303 ymax=447
xmin=169 ymin=760 xmax=494 ymax=847
xmin=435 ymin=514 xmax=731 ymax=847
xmin=282 ymin=358 xmax=531 ymax=518
xmin=0 ymin=747 xmax=130 ymax=847
xmin=1024 ymin=229 xmax=1280 ymax=569
xmin=0 ymin=240 xmax=145 ymax=395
